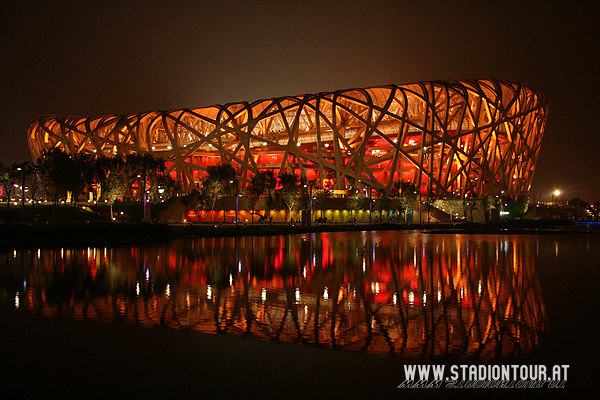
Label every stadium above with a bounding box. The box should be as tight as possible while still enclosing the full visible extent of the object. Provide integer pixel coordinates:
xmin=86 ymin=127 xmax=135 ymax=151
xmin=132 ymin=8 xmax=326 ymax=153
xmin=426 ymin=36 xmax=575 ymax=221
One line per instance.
xmin=28 ymin=79 xmax=547 ymax=198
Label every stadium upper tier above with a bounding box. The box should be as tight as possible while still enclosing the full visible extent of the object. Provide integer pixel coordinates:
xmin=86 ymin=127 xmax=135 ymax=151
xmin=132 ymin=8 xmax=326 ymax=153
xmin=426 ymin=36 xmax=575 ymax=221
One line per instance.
xmin=27 ymin=79 xmax=547 ymax=197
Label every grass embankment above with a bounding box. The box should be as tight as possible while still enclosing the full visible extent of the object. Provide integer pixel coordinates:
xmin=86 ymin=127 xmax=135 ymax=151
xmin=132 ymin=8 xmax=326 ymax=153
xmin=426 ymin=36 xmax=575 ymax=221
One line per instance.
xmin=0 ymin=200 xmax=168 ymax=224
xmin=0 ymin=202 xmax=171 ymax=247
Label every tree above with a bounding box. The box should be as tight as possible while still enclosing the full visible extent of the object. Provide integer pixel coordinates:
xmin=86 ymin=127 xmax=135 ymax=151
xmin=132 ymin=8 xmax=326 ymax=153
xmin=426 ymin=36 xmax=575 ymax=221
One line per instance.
xmin=438 ymin=192 xmax=460 ymax=223
xmin=0 ymin=163 xmax=8 ymax=185
xmin=312 ymin=188 xmax=332 ymax=220
xmin=181 ymin=189 xmax=203 ymax=222
xmin=346 ymin=187 xmax=364 ymax=222
xmin=277 ymin=171 xmax=304 ymax=222
xmin=392 ymin=180 xmax=418 ymax=222
xmin=201 ymin=164 xmax=237 ymax=223
xmin=262 ymin=170 xmax=277 ymax=219
xmin=38 ymin=148 xmax=80 ymax=221
xmin=515 ymin=195 xmax=531 ymax=219
xmin=247 ymin=172 xmax=265 ymax=223
xmin=483 ymin=194 xmax=498 ymax=222
xmin=13 ymin=161 xmax=35 ymax=222
xmin=568 ymin=196 xmax=588 ymax=215
xmin=464 ymin=193 xmax=478 ymax=221
xmin=201 ymin=180 xmax=224 ymax=222
xmin=125 ymin=153 xmax=166 ymax=221
xmin=26 ymin=160 xmax=41 ymax=207
xmin=151 ymin=174 xmax=178 ymax=201
xmin=101 ymin=172 xmax=126 ymax=220
xmin=372 ymin=188 xmax=392 ymax=222
xmin=204 ymin=164 xmax=237 ymax=194
xmin=422 ymin=191 xmax=437 ymax=223
xmin=246 ymin=170 xmax=278 ymax=223
xmin=75 ymin=153 xmax=114 ymax=204
xmin=246 ymin=189 xmax=262 ymax=223
xmin=0 ymin=162 xmax=16 ymax=209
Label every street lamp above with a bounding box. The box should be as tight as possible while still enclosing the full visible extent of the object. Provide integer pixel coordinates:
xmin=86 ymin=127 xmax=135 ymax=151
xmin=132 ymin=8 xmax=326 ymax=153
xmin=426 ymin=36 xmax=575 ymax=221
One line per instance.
xmin=16 ymin=166 xmax=27 ymax=223
xmin=369 ymin=187 xmax=373 ymax=224
xmin=418 ymin=191 xmax=423 ymax=224
xmin=157 ymin=187 xmax=167 ymax=222
xmin=304 ymin=183 xmax=313 ymax=226
xmin=552 ymin=190 xmax=561 ymax=206
xmin=230 ymin=180 xmax=239 ymax=224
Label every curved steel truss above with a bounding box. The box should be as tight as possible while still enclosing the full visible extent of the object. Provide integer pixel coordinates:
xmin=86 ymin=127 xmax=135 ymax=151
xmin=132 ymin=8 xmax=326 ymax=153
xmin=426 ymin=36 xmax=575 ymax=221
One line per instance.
xmin=28 ymin=79 xmax=547 ymax=197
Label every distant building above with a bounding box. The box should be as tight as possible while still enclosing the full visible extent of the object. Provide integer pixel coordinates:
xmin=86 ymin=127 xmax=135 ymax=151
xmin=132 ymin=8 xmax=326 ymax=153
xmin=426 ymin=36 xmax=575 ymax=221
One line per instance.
xmin=27 ymin=79 xmax=547 ymax=197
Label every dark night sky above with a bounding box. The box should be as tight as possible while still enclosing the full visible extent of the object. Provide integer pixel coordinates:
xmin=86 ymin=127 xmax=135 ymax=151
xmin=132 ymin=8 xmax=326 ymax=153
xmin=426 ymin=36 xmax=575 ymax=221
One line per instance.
xmin=1 ymin=0 xmax=599 ymax=202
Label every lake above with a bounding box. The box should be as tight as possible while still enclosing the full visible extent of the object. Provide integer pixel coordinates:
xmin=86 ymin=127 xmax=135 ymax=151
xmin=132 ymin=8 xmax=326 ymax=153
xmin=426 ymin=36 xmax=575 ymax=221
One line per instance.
xmin=1 ymin=230 xmax=598 ymax=396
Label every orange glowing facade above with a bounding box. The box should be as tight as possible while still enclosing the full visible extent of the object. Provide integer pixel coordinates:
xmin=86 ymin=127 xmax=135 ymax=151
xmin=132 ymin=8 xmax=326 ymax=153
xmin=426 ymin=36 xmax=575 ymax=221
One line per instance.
xmin=27 ymin=79 xmax=547 ymax=197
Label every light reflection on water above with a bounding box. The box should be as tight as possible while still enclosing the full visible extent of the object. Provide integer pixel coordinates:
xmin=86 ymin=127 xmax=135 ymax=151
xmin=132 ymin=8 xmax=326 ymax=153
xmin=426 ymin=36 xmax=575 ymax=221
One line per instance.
xmin=4 ymin=231 xmax=552 ymax=361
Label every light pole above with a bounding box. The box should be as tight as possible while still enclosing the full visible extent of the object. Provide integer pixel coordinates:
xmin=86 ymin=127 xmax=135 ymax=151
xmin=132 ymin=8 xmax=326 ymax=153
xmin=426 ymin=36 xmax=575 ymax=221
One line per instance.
xmin=17 ymin=167 xmax=25 ymax=223
xmin=369 ymin=187 xmax=373 ymax=224
xmin=138 ymin=174 xmax=149 ymax=223
xmin=158 ymin=187 xmax=166 ymax=222
xmin=310 ymin=186 xmax=313 ymax=225
xmin=419 ymin=191 xmax=423 ymax=224
xmin=304 ymin=184 xmax=313 ymax=225
xmin=230 ymin=180 xmax=239 ymax=224
xmin=552 ymin=190 xmax=561 ymax=206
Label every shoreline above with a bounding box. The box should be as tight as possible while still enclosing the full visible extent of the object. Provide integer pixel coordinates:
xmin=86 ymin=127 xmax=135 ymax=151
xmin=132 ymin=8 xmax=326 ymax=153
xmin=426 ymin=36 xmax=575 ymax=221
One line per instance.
xmin=0 ymin=219 xmax=596 ymax=248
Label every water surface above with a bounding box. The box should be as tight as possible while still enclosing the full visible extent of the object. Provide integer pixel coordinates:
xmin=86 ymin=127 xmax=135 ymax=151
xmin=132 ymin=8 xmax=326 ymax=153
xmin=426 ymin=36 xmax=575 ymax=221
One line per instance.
xmin=3 ymin=230 xmax=576 ymax=362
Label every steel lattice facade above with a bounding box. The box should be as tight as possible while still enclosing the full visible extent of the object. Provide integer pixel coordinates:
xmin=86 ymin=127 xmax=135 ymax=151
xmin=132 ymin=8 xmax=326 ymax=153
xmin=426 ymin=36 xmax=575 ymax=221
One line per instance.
xmin=28 ymin=79 xmax=547 ymax=197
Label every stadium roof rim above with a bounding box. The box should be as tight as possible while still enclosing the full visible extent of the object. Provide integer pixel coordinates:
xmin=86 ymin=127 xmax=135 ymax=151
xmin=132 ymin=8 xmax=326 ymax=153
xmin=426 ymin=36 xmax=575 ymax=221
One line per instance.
xmin=29 ymin=78 xmax=546 ymax=121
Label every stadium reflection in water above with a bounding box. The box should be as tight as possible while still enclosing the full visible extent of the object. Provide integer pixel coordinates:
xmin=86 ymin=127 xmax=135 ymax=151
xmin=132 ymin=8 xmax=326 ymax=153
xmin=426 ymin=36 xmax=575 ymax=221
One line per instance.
xmin=13 ymin=231 xmax=547 ymax=361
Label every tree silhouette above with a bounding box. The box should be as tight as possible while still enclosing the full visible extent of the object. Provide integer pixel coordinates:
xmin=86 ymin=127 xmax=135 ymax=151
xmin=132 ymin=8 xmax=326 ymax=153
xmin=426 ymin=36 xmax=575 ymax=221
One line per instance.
xmin=312 ymin=188 xmax=332 ymax=221
xmin=38 ymin=148 xmax=79 ymax=221
xmin=277 ymin=171 xmax=305 ymax=222
xmin=125 ymin=153 xmax=166 ymax=221
xmin=392 ymin=180 xmax=418 ymax=222
xmin=346 ymin=187 xmax=364 ymax=222
xmin=13 ymin=161 xmax=35 ymax=222
xmin=202 ymin=164 xmax=237 ymax=222
xmin=0 ymin=162 xmax=15 ymax=209
xmin=373 ymin=188 xmax=391 ymax=223
xmin=101 ymin=172 xmax=126 ymax=220
xmin=483 ymin=194 xmax=498 ymax=222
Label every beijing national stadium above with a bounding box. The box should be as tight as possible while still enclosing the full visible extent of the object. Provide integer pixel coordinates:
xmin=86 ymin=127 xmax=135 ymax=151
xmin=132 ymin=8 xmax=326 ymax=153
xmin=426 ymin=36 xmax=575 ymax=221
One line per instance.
xmin=27 ymin=79 xmax=547 ymax=199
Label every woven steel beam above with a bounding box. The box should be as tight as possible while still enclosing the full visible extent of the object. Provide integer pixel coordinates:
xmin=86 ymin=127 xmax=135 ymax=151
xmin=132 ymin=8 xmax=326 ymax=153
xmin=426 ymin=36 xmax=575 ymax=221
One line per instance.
xmin=27 ymin=79 xmax=547 ymax=197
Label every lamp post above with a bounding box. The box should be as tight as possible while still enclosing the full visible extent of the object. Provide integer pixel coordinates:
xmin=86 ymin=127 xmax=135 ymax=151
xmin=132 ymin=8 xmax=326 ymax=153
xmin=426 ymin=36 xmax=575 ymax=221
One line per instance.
xmin=230 ymin=180 xmax=239 ymax=224
xmin=310 ymin=186 xmax=313 ymax=226
xmin=419 ymin=191 xmax=423 ymax=224
xmin=369 ymin=187 xmax=373 ymax=224
xmin=552 ymin=190 xmax=561 ymax=206
xmin=304 ymin=184 xmax=313 ymax=226
xmin=137 ymin=174 xmax=149 ymax=223
xmin=17 ymin=167 xmax=26 ymax=223
xmin=158 ymin=187 xmax=167 ymax=223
